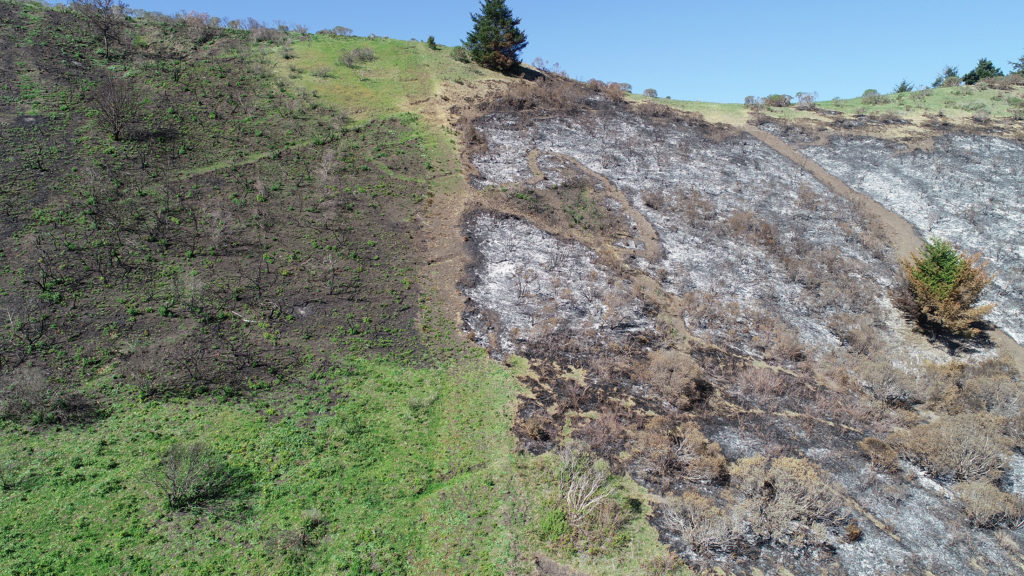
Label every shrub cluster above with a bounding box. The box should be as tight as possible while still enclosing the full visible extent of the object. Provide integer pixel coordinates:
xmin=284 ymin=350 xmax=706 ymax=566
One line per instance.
xmin=339 ymin=47 xmax=376 ymax=68
xmin=861 ymin=89 xmax=888 ymax=105
xmin=145 ymin=442 xmax=236 ymax=509
xmin=954 ymin=481 xmax=1024 ymax=528
xmin=889 ymin=413 xmax=1010 ymax=482
xmin=667 ymin=456 xmax=846 ymax=552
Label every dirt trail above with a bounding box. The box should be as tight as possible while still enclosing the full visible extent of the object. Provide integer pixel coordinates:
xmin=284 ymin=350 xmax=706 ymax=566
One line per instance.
xmin=743 ymin=124 xmax=1024 ymax=374
xmin=525 ymin=148 xmax=664 ymax=263
xmin=743 ymin=125 xmax=922 ymax=259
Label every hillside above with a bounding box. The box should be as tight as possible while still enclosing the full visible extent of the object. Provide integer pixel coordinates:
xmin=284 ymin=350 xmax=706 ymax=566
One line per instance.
xmin=2 ymin=2 xmax=1024 ymax=575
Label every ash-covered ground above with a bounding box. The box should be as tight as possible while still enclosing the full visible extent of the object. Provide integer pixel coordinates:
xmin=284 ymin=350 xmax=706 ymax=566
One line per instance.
xmin=798 ymin=134 xmax=1024 ymax=345
xmin=455 ymin=88 xmax=1024 ymax=575
xmin=461 ymin=212 xmax=653 ymax=356
xmin=470 ymin=107 xmax=901 ymax=362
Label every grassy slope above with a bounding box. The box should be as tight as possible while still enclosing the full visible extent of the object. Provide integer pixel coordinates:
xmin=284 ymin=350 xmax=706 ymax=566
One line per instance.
xmin=632 ymin=81 xmax=1024 ymax=129
xmin=2 ymin=358 xmax=524 ymax=575
xmin=0 ymin=4 xmax=672 ymax=575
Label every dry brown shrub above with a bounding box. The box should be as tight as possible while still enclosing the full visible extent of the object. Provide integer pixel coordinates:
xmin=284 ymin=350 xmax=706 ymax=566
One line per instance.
xmin=635 ymin=102 xmax=674 ymax=119
xmin=953 ymin=481 xmax=1024 ymax=528
xmin=845 ymin=356 xmax=922 ymax=408
xmin=889 ymin=413 xmax=1012 ymax=482
xmin=627 ymin=429 xmax=674 ymax=490
xmin=845 ymin=522 xmax=863 ymax=542
xmin=1006 ymin=409 xmax=1024 ymax=448
xmin=859 ymin=437 xmax=900 ymax=472
xmin=747 ymin=111 xmax=770 ymax=126
xmin=763 ymin=325 xmax=806 ymax=364
xmin=628 ymin=418 xmax=726 ymax=488
xmin=732 ymin=366 xmax=803 ymax=407
xmin=573 ymin=410 xmax=625 ymax=455
xmin=669 ymin=456 xmax=846 ymax=552
xmin=730 ymin=456 xmax=846 ymax=530
xmin=642 ymin=350 xmax=701 ymax=411
xmin=640 ymin=191 xmax=666 ymax=211
xmin=485 ymin=78 xmax=595 ymax=114
xmin=914 ymin=360 xmax=967 ymax=405
xmin=995 ymin=529 xmax=1021 ymax=553
xmin=666 ymin=491 xmax=735 ymax=553
xmin=674 ymin=421 xmax=727 ymax=483
xmin=727 ymin=210 xmax=777 ymax=248
xmin=950 ymin=375 xmax=1023 ymax=417
xmin=945 ymin=356 xmax=1023 ymax=417
xmin=828 ymin=314 xmax=881 ymax=356
xmin=979 ymin=74 xmax=1024 ymax=89
xmin=583 ymin=79 xmax=629 ymax=101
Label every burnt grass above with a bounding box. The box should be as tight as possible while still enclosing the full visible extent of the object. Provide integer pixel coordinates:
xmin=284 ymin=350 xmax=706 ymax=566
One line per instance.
xmin=0 ymin=4 xmax=431 ymax=415
xmin=457 ymin=79 xmax=1024 ymax=574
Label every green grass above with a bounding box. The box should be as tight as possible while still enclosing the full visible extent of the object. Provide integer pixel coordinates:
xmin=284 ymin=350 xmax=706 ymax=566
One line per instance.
xmin=817 ymin=83 xmax=1024 ymax=119
xmin=628 ymin=94 xmax=748 ymax=125
xmin=1 ymin=355 xmax=672 ymax=575
xmin=280 ymin=36 xmax=490 ymax=120
xmin=629 ymin=80 xmax=1024 ymax=127
xmin=0 ymin=5 xmax=680 ymax=573
xmin=1 ymin=357 xmax=525 ymax=575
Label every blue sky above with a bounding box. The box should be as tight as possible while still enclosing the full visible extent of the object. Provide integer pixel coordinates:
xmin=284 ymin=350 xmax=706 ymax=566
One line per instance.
xmin=125 ymin=0 xmax=1024 ymax=103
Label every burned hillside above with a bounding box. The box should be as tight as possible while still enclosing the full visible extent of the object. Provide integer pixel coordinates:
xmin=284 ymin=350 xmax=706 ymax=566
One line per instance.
xmin=455 ymin=78 xmax=1024 ymax=575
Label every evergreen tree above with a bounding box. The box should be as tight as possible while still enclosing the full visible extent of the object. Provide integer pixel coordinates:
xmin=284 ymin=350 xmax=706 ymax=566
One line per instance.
xmin=900 ymin=238 xmax=994 ymax=337
xmin=962 ymin=58 xmax=1003 ymax=85
xmin=463 ymin=0 xmax=527 ymax=73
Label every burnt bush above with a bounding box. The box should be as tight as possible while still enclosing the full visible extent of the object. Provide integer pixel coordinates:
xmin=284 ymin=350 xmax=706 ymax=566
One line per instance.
xmin=642 ymin=350 xmax=702 ymax=411
xmin=93 ymin=77 xmax=140 ymax=142
xmin=953 ymin=481 xmax=1024 ymax=528
xmin=482 ymin=77 xmax=625 ymax=115
xmin=889 ymin=413 xmax=1011 ymax=482
xmin=626 ymin=421 xmax=726 ymax=491
xmin=0 ymin=452 xmax=23 ymax=490
xmin=667 ymin=456 xmax=847 ymax=553
xmin=146 ymin=442 xmax=239 ymax=510
xmin=574 ymin=409 xmax=626 ymax=456
xmin=0 ymin=365 xmax=100 ymax=426
xmin=264 ymin=509 xmax=327 ymax=565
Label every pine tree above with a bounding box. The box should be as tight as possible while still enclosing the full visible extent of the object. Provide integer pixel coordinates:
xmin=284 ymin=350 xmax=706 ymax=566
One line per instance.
xmin=463 ymin=0 xmax=527 ymax=73
xmin=900 ymin=238 xmax=994 ymax=337
xmin=962 ymin=58 xmax=1003 ymax=85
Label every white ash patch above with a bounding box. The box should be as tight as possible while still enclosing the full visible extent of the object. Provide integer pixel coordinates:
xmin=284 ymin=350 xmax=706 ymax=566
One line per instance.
xmin=473 ymin=111 xmax=898 ymax=358
xmin=1008 ymin=454 xmax=1024 ymax=495
xmin=462 ymin=213 xmax=652 ymax=357
xmin=804 ymin=135 xmax=1024 ymax=345
xmin=830 ymin=462 xmax=1015 ymax=575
